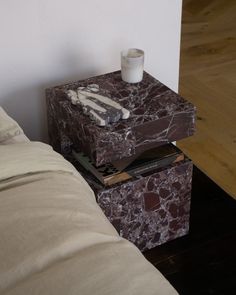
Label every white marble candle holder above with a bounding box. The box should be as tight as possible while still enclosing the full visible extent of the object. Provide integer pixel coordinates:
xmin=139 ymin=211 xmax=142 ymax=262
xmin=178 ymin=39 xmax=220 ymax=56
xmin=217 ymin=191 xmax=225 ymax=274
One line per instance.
xmin=121 ymin=48 xmax=144 ymax=83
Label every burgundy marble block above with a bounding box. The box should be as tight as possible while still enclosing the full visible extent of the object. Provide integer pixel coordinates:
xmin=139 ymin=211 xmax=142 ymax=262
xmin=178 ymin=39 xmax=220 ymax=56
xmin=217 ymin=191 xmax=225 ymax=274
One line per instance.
xmin=46 ymin=71 xmax=196 ymax=165
xmin=74 ymin=158 xmax=193 ymax=252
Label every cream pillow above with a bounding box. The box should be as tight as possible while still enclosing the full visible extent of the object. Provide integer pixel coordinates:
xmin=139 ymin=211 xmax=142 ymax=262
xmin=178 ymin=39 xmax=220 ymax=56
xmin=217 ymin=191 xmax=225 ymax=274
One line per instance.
xmin=0 ymin=106 xmax=29 ymax=144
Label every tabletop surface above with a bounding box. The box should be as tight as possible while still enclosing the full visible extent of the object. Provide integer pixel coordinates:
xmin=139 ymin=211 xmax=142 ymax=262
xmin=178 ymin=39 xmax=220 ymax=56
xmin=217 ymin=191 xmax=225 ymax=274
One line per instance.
xmin=48 ymin=71 xmax=195 ymax=132
xmin=46 ymin=71 xmax=196 ymax=165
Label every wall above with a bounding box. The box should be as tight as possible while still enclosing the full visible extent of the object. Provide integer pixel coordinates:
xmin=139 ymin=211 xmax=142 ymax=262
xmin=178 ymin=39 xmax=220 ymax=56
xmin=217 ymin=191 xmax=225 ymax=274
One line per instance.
xmin=0 ymin=0 xmax=183 ymax=141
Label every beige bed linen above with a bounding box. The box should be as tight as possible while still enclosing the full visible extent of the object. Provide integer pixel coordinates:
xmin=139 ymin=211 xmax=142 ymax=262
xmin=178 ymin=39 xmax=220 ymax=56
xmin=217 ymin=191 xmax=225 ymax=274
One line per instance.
xmin=0 ymin=142 xmax=178 ymax=295
xmin=0 ymin=142 xmax=82 ymax=183
xmin=0 ymin=107 xmax=29 ymax=144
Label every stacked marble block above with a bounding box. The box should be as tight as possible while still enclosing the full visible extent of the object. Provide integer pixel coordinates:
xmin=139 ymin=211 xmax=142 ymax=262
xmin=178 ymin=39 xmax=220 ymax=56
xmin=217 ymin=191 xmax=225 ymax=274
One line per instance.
xmin=46 ymin=71 xmax=196 ymax=252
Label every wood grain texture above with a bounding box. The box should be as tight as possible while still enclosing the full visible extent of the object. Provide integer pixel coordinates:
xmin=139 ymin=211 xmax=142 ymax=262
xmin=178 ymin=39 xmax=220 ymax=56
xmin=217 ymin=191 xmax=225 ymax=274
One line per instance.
xmin=178 ymin=0 xmax=236 ymax=198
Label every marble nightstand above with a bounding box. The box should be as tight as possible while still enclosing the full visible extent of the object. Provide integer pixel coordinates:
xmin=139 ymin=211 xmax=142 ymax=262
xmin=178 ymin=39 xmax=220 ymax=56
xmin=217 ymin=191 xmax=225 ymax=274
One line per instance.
xmin=46 ymin=71 xmax=196 ymax=251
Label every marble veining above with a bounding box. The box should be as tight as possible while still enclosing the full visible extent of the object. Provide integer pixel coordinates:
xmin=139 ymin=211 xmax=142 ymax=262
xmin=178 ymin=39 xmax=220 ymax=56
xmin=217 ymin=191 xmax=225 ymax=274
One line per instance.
xmin=67 ymin=84 xmax=130 ymax=126
xmin=46 ymin=71 xmax=196 ymax=165
xmin=46 ymin=71 xmax=194 ymax=251
xmin=72 ymin=157 xmax=193 ymax=252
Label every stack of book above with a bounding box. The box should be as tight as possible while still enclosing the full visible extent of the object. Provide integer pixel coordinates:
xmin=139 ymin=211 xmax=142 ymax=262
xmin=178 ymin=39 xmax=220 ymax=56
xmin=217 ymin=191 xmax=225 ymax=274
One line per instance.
xmin=73 ymin=143 xmax=184 ymax=186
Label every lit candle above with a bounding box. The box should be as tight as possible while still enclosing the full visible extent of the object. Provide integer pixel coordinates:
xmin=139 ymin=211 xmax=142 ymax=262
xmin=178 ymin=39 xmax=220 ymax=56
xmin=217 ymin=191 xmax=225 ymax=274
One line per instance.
xmin=121 ymin=48 xmax=144 ymax=83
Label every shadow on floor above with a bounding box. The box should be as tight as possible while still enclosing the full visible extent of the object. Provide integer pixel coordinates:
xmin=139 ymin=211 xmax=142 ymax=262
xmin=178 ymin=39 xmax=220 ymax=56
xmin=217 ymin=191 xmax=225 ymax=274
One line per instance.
xmin=144 ymin=166 xmax=236 ymax=295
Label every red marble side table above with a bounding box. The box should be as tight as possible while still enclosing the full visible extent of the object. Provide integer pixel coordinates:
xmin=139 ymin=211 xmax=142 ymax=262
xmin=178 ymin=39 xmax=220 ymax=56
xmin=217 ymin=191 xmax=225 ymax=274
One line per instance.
xmin=46 ymin=71 xmax=196 ymax=251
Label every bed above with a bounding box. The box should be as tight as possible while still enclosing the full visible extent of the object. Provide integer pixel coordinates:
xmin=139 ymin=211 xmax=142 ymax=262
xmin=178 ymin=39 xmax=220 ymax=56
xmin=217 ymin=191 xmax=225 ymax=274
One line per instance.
xmin=0 ymin=106 xmax=177 ymax=294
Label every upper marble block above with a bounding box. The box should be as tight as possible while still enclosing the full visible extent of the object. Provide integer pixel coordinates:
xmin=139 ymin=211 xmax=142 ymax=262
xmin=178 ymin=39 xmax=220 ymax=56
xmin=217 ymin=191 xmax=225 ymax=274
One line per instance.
xmin=46 ymin=71 xmax=196 ymax=166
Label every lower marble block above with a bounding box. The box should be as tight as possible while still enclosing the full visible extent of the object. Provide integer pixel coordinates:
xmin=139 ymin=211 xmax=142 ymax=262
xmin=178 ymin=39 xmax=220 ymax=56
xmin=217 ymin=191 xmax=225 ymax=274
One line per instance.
xmin=82 ymin=158 xmax=193 ymax=252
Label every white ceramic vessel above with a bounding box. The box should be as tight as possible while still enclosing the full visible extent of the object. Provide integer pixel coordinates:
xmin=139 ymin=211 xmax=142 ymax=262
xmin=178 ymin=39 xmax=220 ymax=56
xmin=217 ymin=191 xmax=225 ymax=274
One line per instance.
xmin=121 ymin=48 xmax=144 ymax=83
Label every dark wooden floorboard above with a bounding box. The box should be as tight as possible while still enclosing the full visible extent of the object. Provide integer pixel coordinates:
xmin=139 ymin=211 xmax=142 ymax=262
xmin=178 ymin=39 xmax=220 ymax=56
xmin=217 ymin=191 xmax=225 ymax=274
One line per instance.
xmin=144 ymin=167 xmax=236 ymax=294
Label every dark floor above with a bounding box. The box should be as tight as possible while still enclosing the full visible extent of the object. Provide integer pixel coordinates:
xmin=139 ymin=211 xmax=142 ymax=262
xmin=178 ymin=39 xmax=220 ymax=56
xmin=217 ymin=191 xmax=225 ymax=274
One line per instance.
xmin=144 ymin=166 xmax=236 ymax=295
